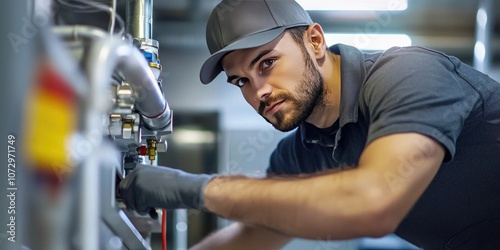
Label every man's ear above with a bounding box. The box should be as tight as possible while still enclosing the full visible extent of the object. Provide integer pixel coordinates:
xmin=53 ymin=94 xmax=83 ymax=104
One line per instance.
xmin=305 ymin=23 xmax=327 ymax=60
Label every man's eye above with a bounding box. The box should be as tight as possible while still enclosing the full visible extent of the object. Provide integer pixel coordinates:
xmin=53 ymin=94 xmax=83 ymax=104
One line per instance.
xmin=261 ymin=59 xmax=275 ymax=70
xmin=235 ymin=78 xmax=249 ymax=88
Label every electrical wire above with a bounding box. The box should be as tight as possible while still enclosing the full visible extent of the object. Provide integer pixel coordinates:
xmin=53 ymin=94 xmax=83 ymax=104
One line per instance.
xmin=56 ymin=0 xmax=106 ymax=13
xmin=55 ymin=0 xmax=125 ymax=35
xmin=109 ymin=0 xmax=116 ymax=35
xmin=113 ymin=10 xmax=126 ymax=35
xmin=162 ymin=209 xmax=167 ymax=250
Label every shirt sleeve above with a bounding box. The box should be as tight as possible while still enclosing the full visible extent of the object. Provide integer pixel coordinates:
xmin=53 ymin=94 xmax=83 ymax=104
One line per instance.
xmin=361 ymin=47 xmax=481 ymax=162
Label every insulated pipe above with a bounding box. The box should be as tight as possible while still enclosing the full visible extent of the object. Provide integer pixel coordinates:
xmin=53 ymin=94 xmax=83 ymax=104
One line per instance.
xmin=86 ymin=36 xmax=171 ymax=130
xmin=126 ymin=0 xmax=153 ymax=39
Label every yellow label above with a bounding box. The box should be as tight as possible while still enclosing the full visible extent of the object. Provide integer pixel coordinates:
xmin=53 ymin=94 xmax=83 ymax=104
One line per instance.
xmin=24 ymin=63 xmax=78 ymax=176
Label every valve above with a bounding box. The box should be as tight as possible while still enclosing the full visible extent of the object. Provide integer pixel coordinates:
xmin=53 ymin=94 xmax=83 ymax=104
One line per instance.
xmin=146 ymin=139 xmax=157 ymax=164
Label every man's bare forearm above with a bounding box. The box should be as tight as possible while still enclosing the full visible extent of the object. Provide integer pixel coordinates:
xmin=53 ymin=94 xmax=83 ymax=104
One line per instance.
xmin=190 ymin=222 xmax=290 ymax=250
xmin=203 ymin=168 xmax=389 ymax=240
xmin=202 ymin=134 xmax=444 ymax=240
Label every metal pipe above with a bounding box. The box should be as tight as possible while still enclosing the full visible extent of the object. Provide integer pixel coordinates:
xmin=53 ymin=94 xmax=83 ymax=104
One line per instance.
xmin=473 ymin=0 xmax=493 ymax=74
xmin=52 ymin=25 xmax=108 ymax=40
xmin=174 ymin=209 xmax=189 ymax=250
xmin=80 ymin=146 xmax=100 ymax=250
xmin=77 ymin=19 xmax=168 ymax=248
xmin=126 ymin=0 xmax=153 ymax=39
xmin=78 ymin=33 xmax=113 ymax=250
xmin=110 ymin=0 xmax=117 ymax=35
xmin=86 ymin=36 xmax=170 ymax=129
xmin=1 ymin=0 xmax=33 ymax=249
xmin=80 ymin=35 xmax=170 ymax=249
xmin=54 ymin=25 xmax=171 ymax=129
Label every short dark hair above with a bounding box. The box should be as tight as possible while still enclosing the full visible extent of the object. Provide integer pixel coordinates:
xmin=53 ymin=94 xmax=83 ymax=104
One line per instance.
xmin=286 ymin=25 xmax=309 ymax=57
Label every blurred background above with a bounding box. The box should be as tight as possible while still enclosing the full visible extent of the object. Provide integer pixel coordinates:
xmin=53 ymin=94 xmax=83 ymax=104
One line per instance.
xmin=153 ymin=1 xmax=500 ymax=248
xmin=0 ymin=0 xmax=498 ymax=249
xmin=151 ymin=0 xmax=500 ymax=130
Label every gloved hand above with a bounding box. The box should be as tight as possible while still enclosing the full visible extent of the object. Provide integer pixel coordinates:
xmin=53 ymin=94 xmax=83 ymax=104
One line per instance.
xmin=118 ymin=164 xmax=213 ymax=213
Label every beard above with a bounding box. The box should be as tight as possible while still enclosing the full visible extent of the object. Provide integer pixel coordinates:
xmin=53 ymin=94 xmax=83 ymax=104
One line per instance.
xmin=258 ymin=51 xmax=325 ymax=132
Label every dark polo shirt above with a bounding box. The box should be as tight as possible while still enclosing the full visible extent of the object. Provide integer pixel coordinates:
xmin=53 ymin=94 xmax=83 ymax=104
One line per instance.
xmin=267 ymin=44 xmax=500 ymax=249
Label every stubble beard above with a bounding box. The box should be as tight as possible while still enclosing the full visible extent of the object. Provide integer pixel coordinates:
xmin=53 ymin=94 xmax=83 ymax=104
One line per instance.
xmin=259 ymin=52 xmax=325 ymax=132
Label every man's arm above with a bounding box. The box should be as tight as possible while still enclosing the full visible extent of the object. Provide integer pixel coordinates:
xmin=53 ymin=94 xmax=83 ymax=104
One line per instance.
xmin=203 ymin=132 xmax=445 ymax=239
xmin=191 ymin=222 xmax=290 ymax=250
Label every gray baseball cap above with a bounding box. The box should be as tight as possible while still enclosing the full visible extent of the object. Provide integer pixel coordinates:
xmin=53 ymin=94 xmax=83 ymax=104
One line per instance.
xmin=200 ymin=0 xmax=313 ymax=84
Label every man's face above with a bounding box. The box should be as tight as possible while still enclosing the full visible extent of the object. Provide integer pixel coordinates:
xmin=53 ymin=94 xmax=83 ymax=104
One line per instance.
xmin=222 ymin=32 xmax=324 ymax=132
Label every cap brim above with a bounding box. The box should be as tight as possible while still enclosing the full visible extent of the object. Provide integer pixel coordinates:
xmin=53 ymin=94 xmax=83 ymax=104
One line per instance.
xmin=200 ymin=26 xmax=287 ymax=84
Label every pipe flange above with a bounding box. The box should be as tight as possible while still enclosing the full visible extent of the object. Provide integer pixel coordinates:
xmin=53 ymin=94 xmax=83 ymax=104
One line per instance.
xmin=139 ymin=38 xmax=159 ymax=49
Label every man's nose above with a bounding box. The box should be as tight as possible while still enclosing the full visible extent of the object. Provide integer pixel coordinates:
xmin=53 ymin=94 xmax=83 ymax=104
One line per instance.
xmin=255 ymin=79 xmax=272 ymax=103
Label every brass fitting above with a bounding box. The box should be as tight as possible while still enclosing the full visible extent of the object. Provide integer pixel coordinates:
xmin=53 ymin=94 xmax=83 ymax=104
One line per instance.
xmin=146 ymin=139 xmax=158 ymax=164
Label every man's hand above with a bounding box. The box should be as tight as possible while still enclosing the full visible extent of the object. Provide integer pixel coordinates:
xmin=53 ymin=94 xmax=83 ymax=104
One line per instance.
xmin=118 ymin=164 xmax=213 ymax=213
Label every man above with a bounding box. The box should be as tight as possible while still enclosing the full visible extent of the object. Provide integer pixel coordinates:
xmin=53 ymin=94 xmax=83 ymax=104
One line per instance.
xmin=119 ymin=0 xmax=500 ymax=249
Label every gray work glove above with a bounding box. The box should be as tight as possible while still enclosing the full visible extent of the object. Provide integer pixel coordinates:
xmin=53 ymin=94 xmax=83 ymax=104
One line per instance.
xmin=118 ymin=164 xmax=213 ymax=213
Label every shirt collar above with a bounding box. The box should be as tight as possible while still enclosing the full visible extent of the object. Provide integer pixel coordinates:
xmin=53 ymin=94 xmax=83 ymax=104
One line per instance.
xmin=299 ymin=44 xmax=367 ymax=145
